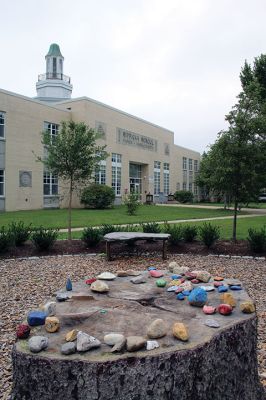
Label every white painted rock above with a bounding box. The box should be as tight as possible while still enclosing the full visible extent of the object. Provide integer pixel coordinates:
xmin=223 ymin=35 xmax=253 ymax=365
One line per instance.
xmin=76 ymin=332 xmax=101 ymax=352
xmin=28 ymin=336 xmax=49 ymax=353
xmin=97 ymin=272 xmax=116 ymax=280
xmin=179 ymin=281 xmax=193 ymax=292
xmin=195 ymin=271 xmax=211 ymax=283
xmin=43 ymin=301 xmax=56 ymax=316
xmin=146 ymin=340 xmax=159 ymax=351
xmin=90 ymin=280 xmax=109 ymax=293
xmin=199 ymin=285 xmax=215 ymax=292
xmin=172 ymin=266 xmax=190 ymax=275
xmin=104 ymin=333 xmax=125 ymax=346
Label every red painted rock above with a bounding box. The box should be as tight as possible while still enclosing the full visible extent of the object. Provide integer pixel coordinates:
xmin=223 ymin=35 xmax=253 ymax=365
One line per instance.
xmin=16 ymin=324 xmax=31 ymax=339
xmin=175 ymin=287 xmax=183 ymax=294
xmin=191 ymin=279 xmax=199 ymax=284
xmin=203 ymin=305 xmax=216 ymax=315
xmin=180 ymin=278 xmax=185 ymax=283
xmin=185 ymin=272 xmax=197 ymax=280
xmin=218 ymin=304 xmax=233 ymax=315
xmin=214 ymin=281 xmax=223 ymax=288
xmin=214 ymin=276 xmax=224 ymax=281
xmin=85 ymin=278 xmax=97 ymax=285
xmin=149 ymin=270 xmax=164 ymax=278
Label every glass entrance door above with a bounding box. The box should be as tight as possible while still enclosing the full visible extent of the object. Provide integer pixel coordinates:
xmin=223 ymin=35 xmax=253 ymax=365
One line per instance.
xmin=129 ymin=163 xmax=142 ymax=199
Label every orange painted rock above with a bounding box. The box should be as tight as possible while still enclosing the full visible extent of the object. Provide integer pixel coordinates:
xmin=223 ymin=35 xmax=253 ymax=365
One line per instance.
xmin=240 ymin=301 xmax=255 ymax=314
xmin=172 ymin=322 xmax=189 ymax=341
xmin=220 ymin=293 xmax=236 ymax=308
xmin=214 ymin=276 xmax=224 ymax=281
xmin=218 ymin=304 xmax=233 ymax=315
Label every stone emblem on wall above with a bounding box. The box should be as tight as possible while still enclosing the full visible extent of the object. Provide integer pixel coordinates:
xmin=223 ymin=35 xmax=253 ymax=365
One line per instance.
xmin=19 ymin=171 xmax=32 ymax=187
xmin=95 ymin=121 xmax=106 ymax=139
xmin=164 ymin=143 xmax=170 ymax=156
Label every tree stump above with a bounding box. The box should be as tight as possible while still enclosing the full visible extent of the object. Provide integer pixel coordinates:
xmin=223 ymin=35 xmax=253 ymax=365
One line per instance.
xmin=11 ymin=271 xmax=264 ymax=400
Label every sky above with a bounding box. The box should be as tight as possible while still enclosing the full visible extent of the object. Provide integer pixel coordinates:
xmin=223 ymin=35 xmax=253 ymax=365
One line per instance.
xmin=1 ymin=0 xmax=266 ymax=153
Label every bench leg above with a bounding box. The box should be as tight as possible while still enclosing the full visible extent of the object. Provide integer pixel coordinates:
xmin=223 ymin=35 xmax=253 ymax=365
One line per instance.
xmin=106 ymin=241 xmax=111 ymax=261
xmin=162 ymin=240 xmax=167 ymax=260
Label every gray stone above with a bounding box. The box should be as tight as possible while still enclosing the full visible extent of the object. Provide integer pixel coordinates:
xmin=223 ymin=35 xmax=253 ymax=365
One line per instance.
xmin=147 ymin=319 xmax=167 ymax=339
xmin=110 ymin=337 xmax=127 ymax=353
xmin=97 ymin=272 xmax=116 ymax=280
xmin=43 ymin=301 xmax=56 ymax=316
xmin=76 ymin=332 xmax=101 ymax=352
xmin=61 ymin=342 xmax=76 ymax=355
xmin=172 ymin=266 xmax=189 ymax=275
xmin=28 ymin=336 xmax=48 ymax=353
xmin=204 ymin=319 xmax=220 ymax=328
xmin=130 ymin=275 xmax=147 ymax=284
xmin=146 ymin=340 xmax=159 ymax=351
xmin=56 ymin=293 xmax=69 ymax=302
xmin=90 ymin=280 xmax=109 ymax=293
xmin=126 ymin=336 xmax=146 ymax=352
xmin=104 ymin=333 xmax=125 ymax=346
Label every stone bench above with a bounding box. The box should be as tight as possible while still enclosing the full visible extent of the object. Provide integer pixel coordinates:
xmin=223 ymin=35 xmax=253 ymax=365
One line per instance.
xmin=104 ymin=232 xmax=170 ymax=260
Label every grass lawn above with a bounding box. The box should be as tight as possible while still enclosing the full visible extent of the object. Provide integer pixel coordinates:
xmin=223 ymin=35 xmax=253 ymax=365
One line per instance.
xmin=191 ymin=202 xmax=266 ymax=209
xmin=0 ymin=205 xmax=242 ymax=229
xmin=58 ymin=215 xmax=266 ymax=241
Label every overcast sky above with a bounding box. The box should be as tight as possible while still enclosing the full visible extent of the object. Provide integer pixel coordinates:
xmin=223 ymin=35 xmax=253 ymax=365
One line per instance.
xmin=1 ymin=0 xmax=266 ymax=153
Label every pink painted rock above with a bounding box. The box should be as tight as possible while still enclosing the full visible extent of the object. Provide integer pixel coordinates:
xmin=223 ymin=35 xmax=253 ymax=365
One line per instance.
xmin=16 ymin=324 xmax=31 ymax=339
xmin=214 ymin=281 xmax=223 ymax=288
xmin=149 ymin=270 xmax=164 ymax=278
xmin=85 ymin=278 xmax=97 ymax=285
xmin=218 ymin=304 xmax=233 ymax=315
xmin=191 ymin=279 xmax=199 ymax=284
xmin=185 ymin=272 xmax=197 ymax=280
xmin=203 ymin=305 xmax=216 ymax=315
xmin=175 ymin=287 xmax=183 ymax=294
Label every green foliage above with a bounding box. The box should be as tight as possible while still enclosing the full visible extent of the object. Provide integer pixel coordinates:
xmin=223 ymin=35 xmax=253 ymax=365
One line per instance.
xmin=31 ymin=227 xmax=59 ymax=251
xmin=182 ymin=225 xmax=198 ymax=242
xmin=0 ymin=227 xmax=13 ymax=253
xmin=198 ymin=223 xmax=220 ymax=248
xmin=174 ymin=190 xmax=193 ymax=203
xmin=80 ymin=184 xmax=115 ymax=209
xmin=141 ymin=222 xmax=161 ymax=233
xmin=9 ymin=221 xmax=32 ymax=246
xmin=247 ymin=226 xmax=266 ymax=253
xmin=81 ymin=227 xmax=102 ymax=247
xmin=163 ymin=222 xmax=183 ymax=245
xmin=100 ymin=223 xmax=117 ymax=235
xmin=123 ymin=192 xmax=140 ymax=215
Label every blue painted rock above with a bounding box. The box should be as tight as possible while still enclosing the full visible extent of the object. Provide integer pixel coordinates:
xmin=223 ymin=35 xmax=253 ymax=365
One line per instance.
xmin=27 ymin=311 xmax=46 ymax=326
xmin=230 ymin=285 xmax=242 ymax=291
xmin=66 ymin=278 xmax=72 ymax=291
xmin=182 ymin=290 xmax=191 ymax=296
xmin=172 ymin=274 xmax=182 ymax=280
xmin=218 ymin=285 xmax=228 ymax=293
xmin=176 ymin=293 xmax=185 ymax=300
xmin=148 ymin=266 xmax=156 ymax=271
xmin=188 ymin=288 xmax=207 ymax=307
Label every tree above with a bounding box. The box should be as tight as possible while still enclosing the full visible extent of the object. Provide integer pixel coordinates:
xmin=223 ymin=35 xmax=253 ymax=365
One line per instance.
xmin=40 ymin=120 xmax=107 ymax=240
xmin=197 ymin=55 xmax=266 ymax=241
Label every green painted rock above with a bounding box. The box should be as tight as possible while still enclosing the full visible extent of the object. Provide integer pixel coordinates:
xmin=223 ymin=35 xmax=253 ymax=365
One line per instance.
xmin=156 ymin=279 xmax=167 ymax=287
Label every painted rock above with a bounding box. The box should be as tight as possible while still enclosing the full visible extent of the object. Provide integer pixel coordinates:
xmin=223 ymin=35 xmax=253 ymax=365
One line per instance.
xmin=218 ymin=285 xmax=228 ymax=293
xmin=188 ymin=287 xmax=207 ymax=307
xmin=85 ymin=278 xmax=97 ymax=285
xmin=200 ymin=285 xmax=215 ymax=292
xmin=176 ymin=293 xmax=185 ymax=300
xmin=56 ymin=293 xmax=69 ymax=302
xmin=167 ymin=285 xmax=179 ymax=292
xmin=168 ymin=279 xmax=182 ymax=287
xmin=175 ymin=287 xmax=184 ymax=294
xmin=131 ymin=275 xmax=147 ymax=284
xmin=65 ymin=329 xmax=78 ymax=342
xmin=45 ymin=316 xmax=60 ymax=333
xmin=28 ymin=336 xmax=48 ymax=353
xmin=185 ymin=272 xmax=197 ymax=280
xmin=156 ymin=279 xmax=167 ymax=287
xmin=148 ymin=267 xmax=157 ymax=271
xmin=179 ymin=281 xmax=193 ymax=292
xmin=203 ymin=305 xmax=216 ymax=315
xmin=27 ymin=311 xmax=46 ymax=327
xmin=182 ymin=290 xmax=191 ymax=296
xmin=204 ymin=318 xmax=220 ymax=328
xmin=240 ymin=301 xmax=255 ymax=314
xmin=172 ymin=322 xmax=189 ymax=341
xmin=146 ymin=340 xmax=159 ymax=351
xmin=97 ymin=272 xmax=116 ymax=280
xmin=227 ymin=280 xmax=242 ymax=287
xmin=230 ymin=285 xmax=242 ymax=291
xmin=172 ymin=266 xmax=189 ymax=275
xmin=168 ymin=261 xmax=179 ymax=272
xmin=218 ymin=304 xmax=233 ymax=315
xmin=172 ymin=274 xmax=182 ymax=280
xmin=214 ymin=281 xmax=223 ymax=288
xmin=90 ymin=280 xmax=109 ymax=293
xmin=42 ymin=301 xmax=56 ymax=316
xmin=149 ymin=270 xmax=164 ymax=278
xmin=61 ymin=342 xmax=76 ymax=355
xmin=104 ymin=333 xmax=125 ymax=346
xmin=147 ymin=319 xmax=167 ymax=339
xmin=191 ymin=279 xmax=200 ymax=284
xmin=214 ymin=276 xmax=224 ymax=281
xmin=66 ymin=278 xmax=72 ymax=291
xmin=220 ymin=293 xmax=236 ymax=308
xmin=77 ymin=332 xmax=101 ymax=352
xmin=196 ymin=271 xmax=211 ymax=283
xmin=125 ymin=270 xmax=141 ymax=276
xmin=126 ymin=336 xmax=146 ymax=352
xmin=16 ymin=324 xmax=31 ymax=339
xmin=111 ymin=337 xmax=126 ymax=353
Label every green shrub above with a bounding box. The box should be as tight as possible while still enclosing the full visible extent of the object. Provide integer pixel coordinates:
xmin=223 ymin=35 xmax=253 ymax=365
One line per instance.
xmin=182 ymin=225 xmax=198 ymax=242
xmin=0 ymin=227 xmax=13 ymax=253
xmin=174 ymin=190 xmax=193 ymax=203
xmin=198 ymin=223 xmax=220 ymax=248
xmin=9 ymin=221 xmax=32 ymax=246
xmin=119 ymin=224 xmax=139 ymax=232
xmin=141 ymin=222 xmax=161 ymax=233
xmin=80 ymin=184 xmax=115 ymax=209
xmin=123 ymin=192 xmax=140 ymax=215
xmin=82 ymin=227 xmax=102 ymax=247
xmin=247 ymin=227 xmax=266 ymax=253
xmin=163 ymin=222 xmax=183 ymax=245
xmin=31 ymin=227 xmax=59 ymax=251
xmin=100 ymin=224 xmax=117 ymax=236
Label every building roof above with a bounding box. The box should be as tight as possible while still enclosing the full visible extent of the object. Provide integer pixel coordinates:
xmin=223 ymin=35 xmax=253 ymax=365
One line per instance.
xmin=46 ymin=43 xmax=63 ymax=58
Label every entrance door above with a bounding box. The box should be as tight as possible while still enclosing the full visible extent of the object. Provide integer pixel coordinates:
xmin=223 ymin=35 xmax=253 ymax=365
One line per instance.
xmin=129 ymin=163 xmax=142 ymax=199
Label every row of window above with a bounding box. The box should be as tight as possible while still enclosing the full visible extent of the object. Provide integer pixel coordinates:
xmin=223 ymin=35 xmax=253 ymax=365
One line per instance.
xmin=183 ymin=157 xmax=198 ymax=172
xmin=0 ymin=112 xmax=5 ymax=139
xmin=182 ymin=182 xmax=198 ymax=195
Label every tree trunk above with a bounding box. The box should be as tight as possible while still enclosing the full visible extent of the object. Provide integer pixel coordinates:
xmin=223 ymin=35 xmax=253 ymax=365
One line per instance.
xmin=232 ymin=198 xmax=238 ymax=242
xmin=68 ymin=180 xmax=73 ymax=241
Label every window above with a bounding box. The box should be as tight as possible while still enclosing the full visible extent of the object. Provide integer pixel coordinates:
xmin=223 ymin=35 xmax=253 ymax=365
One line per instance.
xmin=0 ymin=169 xmax=4 ymax=196
xmin=163 ymin=163 xmax=170 ymax=195
xmin=154 ymin=161 xmax=161 ymax=195
xmin=112 ymin=153 xmax=122 ymax=196
xmin=189 ymin=183 xmax=193 ymax=192
xmin=189 ymin=170 xmax=193 ymax=183
xmin=182 ymin=157 xmax=187 ymax=170
xmin=189 ymin=158 xmax=193 ymax=171
xmin=0 ymin=112 xmax=5 ymax=138
xmin=43 ymin=172 xmax=58 ymax=196
xmin=44 ymin=122 xmax=59 ymax=143
xmin=95 ymin=161 xmax=106 ymax=185
xmin=183 ymin=170 xmax=187 ymax=182
xmin=182 ymin=182 xmax=187 ymax=190
xmin=194 ymin=186 xmax=198 ymax=195
xmin=194 ymin=160 xmax=198 ymax=172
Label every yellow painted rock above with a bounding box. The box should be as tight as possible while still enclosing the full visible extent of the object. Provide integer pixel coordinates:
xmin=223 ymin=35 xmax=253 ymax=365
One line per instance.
xmin=220 ymin=293 xmax=236 ymax=308
xmin=240 ymin=301 xmax=255 ymax=314
xmin=45 ymin=316 xmax=60 ymax=333
xmin=172 ymin=322 xmax=189 ymax=341
xmin=65 ymin=329 xmax=79 ymax=342
xmin=167 ymin=279 xmax=182 ymax=287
